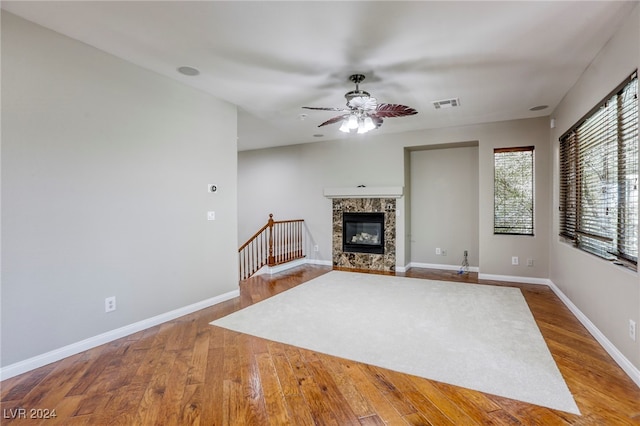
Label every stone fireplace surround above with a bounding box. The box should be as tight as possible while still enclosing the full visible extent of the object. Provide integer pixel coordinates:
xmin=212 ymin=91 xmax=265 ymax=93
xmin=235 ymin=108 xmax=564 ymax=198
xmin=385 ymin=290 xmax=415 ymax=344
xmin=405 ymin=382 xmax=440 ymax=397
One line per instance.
xmin=332 ymin=198 xmax=396 ymax=271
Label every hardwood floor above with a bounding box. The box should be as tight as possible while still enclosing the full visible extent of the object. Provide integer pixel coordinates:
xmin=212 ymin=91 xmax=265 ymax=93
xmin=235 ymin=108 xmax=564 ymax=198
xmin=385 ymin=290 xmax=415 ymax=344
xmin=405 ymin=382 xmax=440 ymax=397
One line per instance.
xmin=2 ymin=265 xmax=639 ymax=425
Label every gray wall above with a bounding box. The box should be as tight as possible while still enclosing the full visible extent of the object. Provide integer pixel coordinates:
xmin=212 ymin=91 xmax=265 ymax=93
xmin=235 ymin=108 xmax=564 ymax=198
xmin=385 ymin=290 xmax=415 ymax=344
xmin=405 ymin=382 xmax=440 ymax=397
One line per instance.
xmin=239 ymin=115 xmax=551 ymax=278
xmin=409 ymin=145 xmax=479 ymax=268
xmin=238 ymin=137 xmax=404 ymax=262
xmin=240 ymin=3 xmax=640 ymax=370
xmin=1 ymin=13 xmax=239 ymax=367
xmin=549 ymin=4 xmax=639 ymax=369
xmin=397 ymin=119 xmax=551 ymax=278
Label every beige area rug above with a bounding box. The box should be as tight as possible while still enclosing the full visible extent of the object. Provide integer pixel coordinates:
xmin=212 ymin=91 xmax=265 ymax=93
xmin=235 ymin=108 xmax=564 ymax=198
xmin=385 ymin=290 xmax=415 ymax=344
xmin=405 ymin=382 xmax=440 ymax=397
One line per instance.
xmin=211 ymin=271 xmax=580 ymax=414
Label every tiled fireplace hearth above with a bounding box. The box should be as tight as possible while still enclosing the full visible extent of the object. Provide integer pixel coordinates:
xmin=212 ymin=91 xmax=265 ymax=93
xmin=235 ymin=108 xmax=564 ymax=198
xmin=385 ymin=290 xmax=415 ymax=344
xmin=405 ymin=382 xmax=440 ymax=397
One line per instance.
xmin=332 ymin=198 xmax=396 ymax=271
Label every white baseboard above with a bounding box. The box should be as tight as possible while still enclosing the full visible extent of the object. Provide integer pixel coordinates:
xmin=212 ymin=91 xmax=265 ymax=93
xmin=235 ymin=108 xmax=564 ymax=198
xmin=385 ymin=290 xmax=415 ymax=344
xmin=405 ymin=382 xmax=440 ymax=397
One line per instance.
xmin=263 ymin=261 xmax=638 ymax=388
xmin=477 ymin=273 xmax=640 ymax=388
xmin=409 ymin=262 xmax=480 ymax=273
xmin=254 ymin=258 xmax=307 ymax=275
xmin=304 ymin=259 xmax=333 ymax=267
xmin=478 ymin=273 xmax=552 ymax=286
xmin=545 ymin=280 xmax=640 ymax=388
xmin=0 ymin=289 xmax=239 ymax=381
xmin=6 ymin=264 xmax=638 ymax=390
xmin=271 ymin=259 xmax=479 ymax=274
xmin=314 ymin=258 xmax=412 ymax=273
xmin=254 ymin=258 xmax=333 ymax=276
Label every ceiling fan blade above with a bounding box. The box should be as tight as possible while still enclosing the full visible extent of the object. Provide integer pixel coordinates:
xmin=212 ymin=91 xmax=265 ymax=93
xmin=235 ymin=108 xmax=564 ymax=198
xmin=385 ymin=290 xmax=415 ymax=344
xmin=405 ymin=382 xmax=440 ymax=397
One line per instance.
xmin=318 ymin=114 xmax=349 ymax=127
xmin=372 ymin=103 xmax=418 ymax=118
xmin=302 ymin=106 xmax=346 ymax=112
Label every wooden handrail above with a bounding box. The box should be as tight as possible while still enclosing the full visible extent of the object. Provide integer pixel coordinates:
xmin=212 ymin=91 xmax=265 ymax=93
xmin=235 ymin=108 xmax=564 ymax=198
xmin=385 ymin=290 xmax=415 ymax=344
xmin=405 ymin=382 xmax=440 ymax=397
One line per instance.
xmin=238 ymin=214 xmax=305 ymax=280
xmin=238 ymin=223 xmax=269 ymax=252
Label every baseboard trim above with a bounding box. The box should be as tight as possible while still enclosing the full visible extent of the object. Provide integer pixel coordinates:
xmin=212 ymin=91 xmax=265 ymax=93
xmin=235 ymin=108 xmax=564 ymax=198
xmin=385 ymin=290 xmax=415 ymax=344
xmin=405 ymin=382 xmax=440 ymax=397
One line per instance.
xmin=409 ymin=262 xmax=480 ymax=273
xmin=0 ymin=289 xmax=239 ymax=381
xmin=304 ymin=259 xmax=333 ymax=267
xmin=477 ymin=273 xmax=551 ymax=286
xmin=5 ymin=266 xmax=638 ymax=389
xmin=545 ymin=280 xmax=640 ymax=388
xmin=255 ymin=258 xmax=307 ymax=275
xmin=476 ymin=273 xmax=640 ymax=387
xmin=254 ymin=258 xmax=333 ymax=276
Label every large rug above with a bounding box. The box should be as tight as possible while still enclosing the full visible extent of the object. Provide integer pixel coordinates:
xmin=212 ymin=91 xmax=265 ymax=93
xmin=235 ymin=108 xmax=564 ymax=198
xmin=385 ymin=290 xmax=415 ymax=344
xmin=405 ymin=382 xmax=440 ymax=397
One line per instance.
xmin=211 ymin=271 xmax=579 ymax=414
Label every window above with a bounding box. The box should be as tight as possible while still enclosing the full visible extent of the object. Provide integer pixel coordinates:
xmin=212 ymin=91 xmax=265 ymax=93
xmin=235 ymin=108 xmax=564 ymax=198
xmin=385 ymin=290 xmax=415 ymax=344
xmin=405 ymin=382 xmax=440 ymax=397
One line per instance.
xmin=559 ymin=72 xmax=638 ymax=268
xmin=494 ymin=146 xmax=534 ymax=235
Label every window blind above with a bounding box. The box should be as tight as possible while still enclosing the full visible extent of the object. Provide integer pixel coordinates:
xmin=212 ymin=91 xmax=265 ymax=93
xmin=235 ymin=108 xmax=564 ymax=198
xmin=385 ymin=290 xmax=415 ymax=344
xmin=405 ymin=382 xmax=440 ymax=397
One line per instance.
xmin=494 ymin=146 xmax=534 ymax=235
xmin=559 ymin=72 xmax=638 ymax=268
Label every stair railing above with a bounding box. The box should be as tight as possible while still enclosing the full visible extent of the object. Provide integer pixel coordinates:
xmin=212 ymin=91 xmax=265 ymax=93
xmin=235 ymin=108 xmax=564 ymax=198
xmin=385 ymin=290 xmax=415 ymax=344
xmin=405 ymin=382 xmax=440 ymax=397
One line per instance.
xmin=238 ymin=214 xmax=305 ymax=280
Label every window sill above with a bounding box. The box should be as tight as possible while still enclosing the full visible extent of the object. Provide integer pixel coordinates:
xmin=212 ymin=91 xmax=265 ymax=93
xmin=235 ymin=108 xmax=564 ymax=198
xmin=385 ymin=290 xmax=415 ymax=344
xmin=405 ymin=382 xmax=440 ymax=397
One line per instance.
xmin=558 ymin=238 xmax=638 ymax=275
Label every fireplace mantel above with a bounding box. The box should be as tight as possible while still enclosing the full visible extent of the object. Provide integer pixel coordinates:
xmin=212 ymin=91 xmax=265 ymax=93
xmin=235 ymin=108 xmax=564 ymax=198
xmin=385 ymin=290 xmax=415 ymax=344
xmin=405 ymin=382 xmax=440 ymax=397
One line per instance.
xmin=323 ymin=186 xmax=403 ymax=199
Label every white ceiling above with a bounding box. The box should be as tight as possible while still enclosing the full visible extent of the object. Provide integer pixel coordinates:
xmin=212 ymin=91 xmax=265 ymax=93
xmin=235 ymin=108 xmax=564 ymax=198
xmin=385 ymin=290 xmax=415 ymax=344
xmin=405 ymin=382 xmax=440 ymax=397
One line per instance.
xmin=2 ymin=1 xmax=637 ymax=151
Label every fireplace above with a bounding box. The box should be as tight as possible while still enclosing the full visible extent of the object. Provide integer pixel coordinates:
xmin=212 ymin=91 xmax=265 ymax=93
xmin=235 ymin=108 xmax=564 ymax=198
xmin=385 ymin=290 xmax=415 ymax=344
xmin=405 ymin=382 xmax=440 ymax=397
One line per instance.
xmin=331 ymin=197 xmax=396 ymax=272
xmin=342 ymin=212 xmax=385 ymax=254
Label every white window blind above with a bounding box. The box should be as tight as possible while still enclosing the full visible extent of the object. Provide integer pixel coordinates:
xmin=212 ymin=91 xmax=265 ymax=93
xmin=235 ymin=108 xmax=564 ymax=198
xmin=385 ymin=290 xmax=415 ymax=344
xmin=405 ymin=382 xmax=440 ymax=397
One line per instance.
xmin=494 ymin=146 xmax=534 ymax=235
xmin=559 ymin=72 xmax=638 ymax=268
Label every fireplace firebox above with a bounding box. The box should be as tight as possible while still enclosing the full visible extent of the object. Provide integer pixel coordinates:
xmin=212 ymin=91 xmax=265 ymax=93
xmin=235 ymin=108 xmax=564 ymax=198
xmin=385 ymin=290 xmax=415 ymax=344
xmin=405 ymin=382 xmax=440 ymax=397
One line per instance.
xmin=342 ymin=212 xmax=385 ymax=254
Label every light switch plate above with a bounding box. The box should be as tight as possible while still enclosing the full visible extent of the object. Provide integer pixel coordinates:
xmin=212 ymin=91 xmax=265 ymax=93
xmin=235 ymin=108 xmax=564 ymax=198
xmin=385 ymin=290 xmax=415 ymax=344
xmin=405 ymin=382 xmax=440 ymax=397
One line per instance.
xmin=207 ymin=211 xmax=216 ymax=221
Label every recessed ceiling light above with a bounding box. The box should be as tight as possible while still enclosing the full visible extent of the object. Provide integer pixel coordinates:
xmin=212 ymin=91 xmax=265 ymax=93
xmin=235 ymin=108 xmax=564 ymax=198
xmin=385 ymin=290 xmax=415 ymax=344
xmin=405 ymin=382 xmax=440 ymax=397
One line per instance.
xmin=529 ymin=105 xmax=548 ymax=111
xmin=177 ymin=66 xmax=200 ymax=76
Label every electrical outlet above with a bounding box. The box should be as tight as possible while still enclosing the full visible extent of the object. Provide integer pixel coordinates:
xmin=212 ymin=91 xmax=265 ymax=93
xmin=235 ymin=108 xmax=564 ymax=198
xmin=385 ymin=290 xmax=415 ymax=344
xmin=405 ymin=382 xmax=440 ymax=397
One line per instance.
xmin=105 ymin=296 xmax=116 ymax=313
xmin=527 ymin=258 xmax=534 ymax=267
xmin=629 ymin=320 xmax=636 ymax=341
xmin=436 ymin=248 xmax=441 ymax=255
xmin=512 ymin=256 xmax=519 ymax=266
xmin=314 ymin=245 xmax=319 ymax=252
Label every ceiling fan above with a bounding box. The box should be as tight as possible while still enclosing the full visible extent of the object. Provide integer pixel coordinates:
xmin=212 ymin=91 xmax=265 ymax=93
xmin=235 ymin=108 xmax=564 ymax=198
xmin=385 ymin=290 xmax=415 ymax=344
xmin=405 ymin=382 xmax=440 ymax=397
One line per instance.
xmin=302 ymin=74 xmax=418 ymax=134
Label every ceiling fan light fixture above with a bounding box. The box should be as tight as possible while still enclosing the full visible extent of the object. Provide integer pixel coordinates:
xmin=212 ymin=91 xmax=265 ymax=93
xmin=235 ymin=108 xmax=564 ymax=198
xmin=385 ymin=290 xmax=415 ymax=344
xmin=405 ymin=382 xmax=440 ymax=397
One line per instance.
xmin=347 ymin=114 xmax=359 ymax=130
xmin=363 ymin=116 xmax=376 ymax=131
xmin=301 ymin=73 xmax=417 ymax=133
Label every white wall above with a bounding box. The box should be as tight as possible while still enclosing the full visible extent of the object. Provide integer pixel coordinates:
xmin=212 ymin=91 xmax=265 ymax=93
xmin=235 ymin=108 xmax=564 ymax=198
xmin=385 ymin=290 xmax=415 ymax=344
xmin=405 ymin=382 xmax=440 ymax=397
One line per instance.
xmin=409 ymin=145 xmax=479 ymax=268
xmin=239 ymin=116 xmax=550 ymax=278
xmin=1 ymin=13 xmax=239 ymax=367
xmin=550 ymin=4 xmax=639 ymax=369
xmin=237 ymin=145 xmax=307 ymax=245
xmin=238 ymin=137 xmax=404 ymax=262
xmin=394 ymin=118 xmax=551 ymax=278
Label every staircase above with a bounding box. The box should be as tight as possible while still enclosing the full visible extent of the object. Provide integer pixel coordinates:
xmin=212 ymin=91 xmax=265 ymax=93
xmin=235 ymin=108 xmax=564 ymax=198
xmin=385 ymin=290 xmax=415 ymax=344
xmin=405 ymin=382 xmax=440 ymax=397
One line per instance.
xmin=238 ymin=214 xmax=305 ymax=280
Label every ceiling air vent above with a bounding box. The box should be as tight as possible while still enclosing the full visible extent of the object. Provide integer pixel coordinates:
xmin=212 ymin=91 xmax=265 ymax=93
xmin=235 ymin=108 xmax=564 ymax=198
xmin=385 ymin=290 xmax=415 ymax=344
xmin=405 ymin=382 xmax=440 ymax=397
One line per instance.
xmin=432 ymin=98 xmax=460 ymax=109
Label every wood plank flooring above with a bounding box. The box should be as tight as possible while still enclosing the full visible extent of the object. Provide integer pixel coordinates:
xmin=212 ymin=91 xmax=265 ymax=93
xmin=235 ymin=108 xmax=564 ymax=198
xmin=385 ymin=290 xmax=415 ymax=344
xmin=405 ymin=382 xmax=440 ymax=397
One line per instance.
xmin=2 ymin=265 xmax=640 ymax=425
